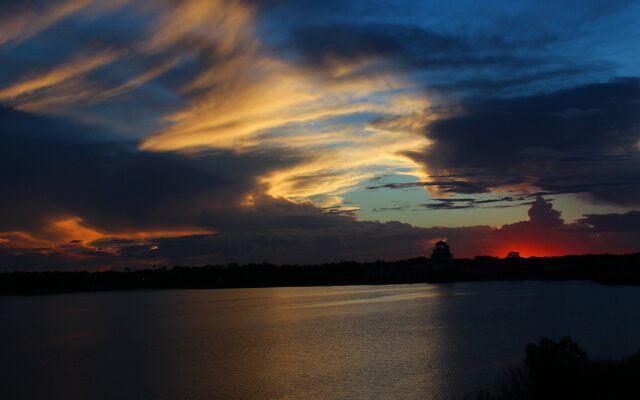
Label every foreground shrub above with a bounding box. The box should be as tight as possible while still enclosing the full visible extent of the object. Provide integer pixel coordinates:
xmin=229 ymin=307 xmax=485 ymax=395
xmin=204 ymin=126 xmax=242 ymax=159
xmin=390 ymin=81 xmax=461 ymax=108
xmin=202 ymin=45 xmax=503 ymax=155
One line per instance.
xmin=466 ymin=337 xmax=640 ymax=399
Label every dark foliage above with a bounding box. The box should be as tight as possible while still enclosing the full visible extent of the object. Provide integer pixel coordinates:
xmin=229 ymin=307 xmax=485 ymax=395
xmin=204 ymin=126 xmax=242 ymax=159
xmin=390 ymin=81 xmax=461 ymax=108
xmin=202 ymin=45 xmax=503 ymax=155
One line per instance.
xmin=468 ymin=337 xmax=640 ymax=399
xmin=1 ymin=253 xmax=640 ymax=295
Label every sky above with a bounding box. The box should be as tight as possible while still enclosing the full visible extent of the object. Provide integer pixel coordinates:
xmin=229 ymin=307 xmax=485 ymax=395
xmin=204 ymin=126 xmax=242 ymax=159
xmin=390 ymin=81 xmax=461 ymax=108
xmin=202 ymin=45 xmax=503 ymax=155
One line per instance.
xmin=1 ymin=0 xmax=640 ymax=270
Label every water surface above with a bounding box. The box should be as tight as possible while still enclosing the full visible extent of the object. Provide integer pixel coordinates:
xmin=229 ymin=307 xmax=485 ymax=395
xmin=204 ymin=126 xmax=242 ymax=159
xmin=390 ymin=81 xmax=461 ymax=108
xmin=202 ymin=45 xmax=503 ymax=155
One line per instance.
xmin=2 ymin=281 xmax=640 ymax=399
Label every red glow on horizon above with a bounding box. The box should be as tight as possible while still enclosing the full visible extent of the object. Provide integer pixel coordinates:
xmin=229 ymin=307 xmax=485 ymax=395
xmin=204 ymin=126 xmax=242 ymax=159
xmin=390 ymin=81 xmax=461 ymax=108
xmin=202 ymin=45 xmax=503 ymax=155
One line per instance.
xmin=490 ymin=242 xmax=591 ymax=258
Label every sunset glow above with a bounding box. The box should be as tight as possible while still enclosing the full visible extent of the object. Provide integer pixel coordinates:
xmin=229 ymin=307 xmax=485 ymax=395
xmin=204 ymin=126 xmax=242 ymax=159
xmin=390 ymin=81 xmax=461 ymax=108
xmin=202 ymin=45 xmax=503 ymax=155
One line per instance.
xmin=1 ymin=0 xmax=639 ymax=269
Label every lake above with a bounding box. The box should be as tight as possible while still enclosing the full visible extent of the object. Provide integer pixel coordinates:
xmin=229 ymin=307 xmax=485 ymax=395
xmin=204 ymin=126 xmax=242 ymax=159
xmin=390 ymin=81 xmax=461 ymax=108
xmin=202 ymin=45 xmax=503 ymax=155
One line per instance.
xmin=2 ymin=281 xmax=640 ymax=399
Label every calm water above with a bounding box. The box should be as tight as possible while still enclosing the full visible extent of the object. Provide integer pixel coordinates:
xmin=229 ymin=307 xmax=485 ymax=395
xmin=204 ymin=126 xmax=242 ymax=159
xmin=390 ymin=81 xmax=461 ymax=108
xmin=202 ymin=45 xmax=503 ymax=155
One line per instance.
xmin=2 ymin=281 xmax=640 ymax=399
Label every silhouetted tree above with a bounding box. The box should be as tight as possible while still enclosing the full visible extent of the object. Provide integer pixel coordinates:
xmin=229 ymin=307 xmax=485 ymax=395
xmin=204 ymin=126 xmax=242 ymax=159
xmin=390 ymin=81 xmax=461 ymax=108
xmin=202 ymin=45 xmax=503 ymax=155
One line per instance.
xmin=524 ymin=337 xmax=588 ymax=398
xmin=466 ymin=337 xmax=640 ymax=400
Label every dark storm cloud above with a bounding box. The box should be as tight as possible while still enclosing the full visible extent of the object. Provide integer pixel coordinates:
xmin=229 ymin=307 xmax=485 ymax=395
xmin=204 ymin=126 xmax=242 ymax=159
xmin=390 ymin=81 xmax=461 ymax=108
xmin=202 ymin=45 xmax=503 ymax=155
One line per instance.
xmin=367 ymin=180 xmax=492 ymax=194
xmin=405 ymin=79 xmax=640 ymax=206
xmin=0 ymin=106 xmax=443 ymax=269
xmin=255 ymin=0 xmax=639 ymax=97
xmin=287 ymin=23 xmax=466 ymax=68
xmin=0 ymin=196 xmax=440 ymax=269
xmin=100 ymin=197 xmax=640 ymax=266
xmin=418 ymin=196 xmax=532 ymax=210
xmin=138 ymin=219 xmax=431 ymax=266
xmin=0 ymin=106 xmax=295 ymax=235
xmin=197 ymin=195 xmax=359 ymax=233
xmin=426 ymin=66 xmax=604 ymax=97
xmin=579 ymin=211 xmax=640 ymax=234
xmin=4 ymin=194 xmax=640 ymax=270
xmin=1 ymin=0 xmax=640 ymax=270
xmin=279 ymin=20 xmax=578 ymax=95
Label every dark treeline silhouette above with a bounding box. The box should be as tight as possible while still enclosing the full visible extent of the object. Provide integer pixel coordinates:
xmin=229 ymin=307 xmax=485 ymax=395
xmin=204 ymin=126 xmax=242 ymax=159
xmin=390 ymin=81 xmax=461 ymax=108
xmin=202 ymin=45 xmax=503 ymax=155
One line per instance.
xmin=465 ymin=337 xmax=640 ymax=399
xmin=1 ymin=253 xmax=640 ymax=295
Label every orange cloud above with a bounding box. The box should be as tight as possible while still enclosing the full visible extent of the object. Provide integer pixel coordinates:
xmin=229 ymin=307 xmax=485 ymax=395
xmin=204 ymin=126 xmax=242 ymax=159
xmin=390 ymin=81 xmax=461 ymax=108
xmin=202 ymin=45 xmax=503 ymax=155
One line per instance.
xmin=136 ymin=1 xmax=432 ymax=206
xmin=23 ymin=217 xmax=211 ymax=248
xmin=0 ymin=0 xmax=435 ymax=210
xmin=0 ymin=49 xmax=121 ymax=102
xmin=0 ymin=0 xmax=90 ymax=45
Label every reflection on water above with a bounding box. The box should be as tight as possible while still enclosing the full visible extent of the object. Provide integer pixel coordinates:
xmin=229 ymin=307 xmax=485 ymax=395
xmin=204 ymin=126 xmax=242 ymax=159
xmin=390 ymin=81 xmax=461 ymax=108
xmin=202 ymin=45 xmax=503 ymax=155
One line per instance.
xmin=1 ymin=282 xmax=640 ymax=399
xmin=279 ymin=290 xmax=443 ymax=309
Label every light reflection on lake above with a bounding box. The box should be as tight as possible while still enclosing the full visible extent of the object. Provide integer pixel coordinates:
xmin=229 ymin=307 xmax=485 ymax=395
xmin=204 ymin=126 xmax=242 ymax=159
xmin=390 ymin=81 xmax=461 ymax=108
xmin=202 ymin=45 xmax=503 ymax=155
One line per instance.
xmin=1 ymin=281 xmax=640 ymax=399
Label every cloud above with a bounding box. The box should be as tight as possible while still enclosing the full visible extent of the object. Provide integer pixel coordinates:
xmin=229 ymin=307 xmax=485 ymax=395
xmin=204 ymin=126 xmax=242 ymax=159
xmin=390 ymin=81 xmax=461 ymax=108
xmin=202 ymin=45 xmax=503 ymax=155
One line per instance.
xmin=442 ymin=197 xmax=640 ymax=257
xmin=405 ymin=79 xmax=640 ymax=205
xmin=1 ymin=0 xmax=639 ymax=270
xmin=142 ymin=220 xmax=427 ymax=266
xmin=368 ymin=180 xmax=492 ymax=194
xmin=0 ymin=0 xmax=433 ymax=206
xmin=134 ymin=1 xmax=433 ymax=205
xmin=0 ymin=49 xmax=121 ymax=102
xmin=11 ymin=57 xmax=179 ymax=114
xmin=4 ymin=195 xmax=640 ymax=270
xmin=0 ymin=0 xmax=636 ymax=209
xmin=418 ymin=196 xmax=531 ymax=210
xmin=0 ymin=106 xmax=294 ymax=239
xmin=0 ymin=0 xmax=90 ymax=45
xmin=284 ymin=23 xmax=465 ymax=70
xmin=261 ymin=3 xmax=629 ymax=97
xmin=0 ymin=104 xmax=423 ymax=269
xmin=107 ymin=197 xmax=640 ymax=265
xmin=579 ymin=211 xmax=640 ymax=234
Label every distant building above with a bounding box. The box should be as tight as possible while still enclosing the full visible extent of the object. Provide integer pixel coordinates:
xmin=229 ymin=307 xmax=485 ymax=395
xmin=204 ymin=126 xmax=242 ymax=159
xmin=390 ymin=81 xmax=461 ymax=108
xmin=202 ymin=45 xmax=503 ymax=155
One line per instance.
xmin=506 ymin=251 xmax=522 ymax=259
xmin=431 ymin=240 xmax=453 ymax=262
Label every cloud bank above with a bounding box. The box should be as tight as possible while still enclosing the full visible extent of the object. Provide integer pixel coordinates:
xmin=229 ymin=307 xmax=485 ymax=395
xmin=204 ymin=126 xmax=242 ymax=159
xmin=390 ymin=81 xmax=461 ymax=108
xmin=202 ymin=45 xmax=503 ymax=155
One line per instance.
xmin=0 ymin=0 xmax=639 ymax=269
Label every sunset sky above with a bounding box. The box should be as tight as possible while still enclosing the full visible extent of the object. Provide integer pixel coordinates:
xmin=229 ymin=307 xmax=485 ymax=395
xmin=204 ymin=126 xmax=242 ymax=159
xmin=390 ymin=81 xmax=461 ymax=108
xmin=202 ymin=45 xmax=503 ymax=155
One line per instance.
xmin=1 ymin=0 xmax=640 ymax=269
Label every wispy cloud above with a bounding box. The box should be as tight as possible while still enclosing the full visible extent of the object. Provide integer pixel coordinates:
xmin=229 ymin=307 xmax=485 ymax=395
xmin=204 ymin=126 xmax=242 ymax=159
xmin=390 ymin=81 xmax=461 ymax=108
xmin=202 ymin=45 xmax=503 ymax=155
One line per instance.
xmin=135 ymin=0 xmax=432 ymax=204
xmin=0 ymin=49 xmax=121 ymax=102
xmin=1 ymin=0 xmax=639 ymax=267
xmin=0 ymin=0 xmax=90 ymax=45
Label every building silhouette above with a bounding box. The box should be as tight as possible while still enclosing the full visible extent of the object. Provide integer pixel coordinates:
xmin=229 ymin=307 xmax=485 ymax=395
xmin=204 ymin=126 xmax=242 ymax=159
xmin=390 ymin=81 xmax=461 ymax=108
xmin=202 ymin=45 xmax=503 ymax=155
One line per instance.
xmin=431 ymin=240 xmax=453 ymax=262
